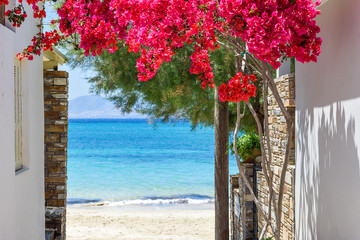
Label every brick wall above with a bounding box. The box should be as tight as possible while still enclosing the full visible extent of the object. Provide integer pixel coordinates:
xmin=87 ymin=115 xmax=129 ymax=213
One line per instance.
xmin=44 ymin=71 xmax=69 ymax=240
xmin=257 ymin=74 xmax=295 ymax=240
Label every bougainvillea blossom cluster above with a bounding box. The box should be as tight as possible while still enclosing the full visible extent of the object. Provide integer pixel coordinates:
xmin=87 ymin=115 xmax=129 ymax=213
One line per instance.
xmin=5 ymin=0 xmax=322 ymax=102
xmin=1 ymin=0 xmax=46 ymax=22
xmin=2 ymin=0 xmax=58 ymax=60
xmin=136 ymin=48 xmax=173 ymax=81
xmin=16 ymin=30 xmax=63 ymax=61
xmin=189 ymin=50 xmax=215 ymax=89
xmin=56 ymin=0 xmax=222 ymax=88
xmin=218 ymin=72 xmax=257 ymax=102
xmin=218 ymin=0 xmax=322 ymax=68
xmin=55 ymin=0 xmax=321 ymax=100
xmin=4 ymin=5 xmax=27 ymax=27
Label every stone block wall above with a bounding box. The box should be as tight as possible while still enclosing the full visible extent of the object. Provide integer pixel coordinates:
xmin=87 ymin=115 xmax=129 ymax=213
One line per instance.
xmin=45 ymin=207 xmax=66 ymax=240
xmin=230 ymin=163 xmax=257 ymax=240
xmin=44 ymin=71 xmax=69 ymax=240
xmin=230 ymin=175 xmax=241 ymax=240
xmin=257 ymin=74 xmax=296 ymax=239
xmin=257 ymin=166 xmax=295 ymax=239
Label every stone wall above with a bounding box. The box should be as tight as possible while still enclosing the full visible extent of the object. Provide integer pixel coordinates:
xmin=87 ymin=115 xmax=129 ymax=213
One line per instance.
xmin=230 ymin=163 xmax=257 ymax=240
xmin=230 ymin=175 xmax=241 ymax=240
xmin=257 ymin=167 xmax=295 ymax=239
xmin=257 ymin=74 xmax=296 ymax=239
xmin=44 ymin=71 xmax=69 ymax=240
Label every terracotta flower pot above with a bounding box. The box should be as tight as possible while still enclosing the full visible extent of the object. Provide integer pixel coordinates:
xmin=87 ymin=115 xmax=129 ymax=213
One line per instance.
xmin=241 ymin=148 xmax=261 ymax=163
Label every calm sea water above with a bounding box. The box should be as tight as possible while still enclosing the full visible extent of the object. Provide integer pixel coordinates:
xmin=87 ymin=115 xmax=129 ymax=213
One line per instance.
xmin=67 ymin=119 xmax=238 ymax=205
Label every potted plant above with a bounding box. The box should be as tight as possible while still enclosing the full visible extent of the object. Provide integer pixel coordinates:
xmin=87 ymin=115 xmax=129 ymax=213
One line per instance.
xmin=230 ymin=132 xmax=261 ymax=163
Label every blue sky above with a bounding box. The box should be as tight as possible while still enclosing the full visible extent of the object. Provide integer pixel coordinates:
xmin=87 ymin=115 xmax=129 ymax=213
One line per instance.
xmin=60 ymin=64 xmax=94 ymax=100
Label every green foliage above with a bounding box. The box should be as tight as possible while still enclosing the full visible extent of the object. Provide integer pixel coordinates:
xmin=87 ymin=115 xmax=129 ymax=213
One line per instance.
xmin=290 ymin=57 xmax=295 ymax=73
xmin=66 ymin=41 xmax=260 ymax=131
xmin=230 ymin=132 xmax=261 ymax=162
xmin=261 ymin=237 xmax=274 ymax=240
xmin=88 ymin=43 xmax=216 ymax=128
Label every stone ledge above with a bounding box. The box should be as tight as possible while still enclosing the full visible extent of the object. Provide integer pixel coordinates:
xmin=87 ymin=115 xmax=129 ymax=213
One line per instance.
xmin=230 ymin=174 xmax=239 ymax=188
xmin=46 ymin=207 xmax=65 ymax=219
xmin=44 ymin=71 xmax=69 ymax=78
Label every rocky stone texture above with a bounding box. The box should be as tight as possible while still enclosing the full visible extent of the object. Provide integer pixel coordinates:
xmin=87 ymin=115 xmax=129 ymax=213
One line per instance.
xmin=230 ymin=163 xmax=257 ymax=240
xmin=230 ymin=175 xmax=241 ymax=240
xmin=45 ymin=207 xmax=66 ymax=240
xmin=44 ymin=71 xmax=68 ymax=240
xmin=257 ymin=74 xmax=295 ymax=240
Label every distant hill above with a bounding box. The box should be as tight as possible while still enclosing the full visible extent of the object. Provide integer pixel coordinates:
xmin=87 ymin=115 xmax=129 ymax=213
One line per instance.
xmin=69 ymin=95 xmax=147 ymax=119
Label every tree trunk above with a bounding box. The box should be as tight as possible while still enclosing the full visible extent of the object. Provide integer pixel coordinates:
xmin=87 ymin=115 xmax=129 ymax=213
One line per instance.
xmin=214 ymin=87 xmax=229 ymax=240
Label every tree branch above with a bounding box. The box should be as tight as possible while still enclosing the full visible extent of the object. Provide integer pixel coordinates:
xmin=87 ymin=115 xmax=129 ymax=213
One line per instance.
xmin=245 ymin=101 xmax=277 ymax=235
xmin=217 ymin=41 xmax=238 ymax=55
xmin=259 ymin=222 xmax=269 ymax=240
xmin=260 ymin=65 xmax=281 ymax=229
xmin=233 ymin=101 xmax=276 ymax=235
xmin=262 ymin=62 xmax=294 ymax=239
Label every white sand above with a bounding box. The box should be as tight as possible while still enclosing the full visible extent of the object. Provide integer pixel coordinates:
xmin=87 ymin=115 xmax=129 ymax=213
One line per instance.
xmin=67 ymin=204 xmax=215 ymax=240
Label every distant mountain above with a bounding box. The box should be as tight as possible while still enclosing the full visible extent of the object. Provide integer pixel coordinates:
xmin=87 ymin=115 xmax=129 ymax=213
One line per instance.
xmin=69 ymin=95 xmax=147 ymax=119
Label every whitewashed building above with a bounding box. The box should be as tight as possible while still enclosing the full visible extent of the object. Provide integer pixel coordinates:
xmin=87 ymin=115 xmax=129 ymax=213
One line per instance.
xmin=0 ymin=2 xmax=45 ymax=239
xmin=295 ymin=0 xmax=360 ymax=239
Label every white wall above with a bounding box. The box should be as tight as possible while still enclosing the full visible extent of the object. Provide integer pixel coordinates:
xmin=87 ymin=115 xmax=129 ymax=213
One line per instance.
xmin=295 ymin=0 xmax=360 ymax=239
xmin=0 ymin=2 xmax=44 ymax=239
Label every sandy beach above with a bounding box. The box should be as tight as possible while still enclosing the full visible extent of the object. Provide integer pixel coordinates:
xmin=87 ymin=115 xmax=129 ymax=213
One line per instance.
xmin=67 ymin=204 xmax=215 ymax=240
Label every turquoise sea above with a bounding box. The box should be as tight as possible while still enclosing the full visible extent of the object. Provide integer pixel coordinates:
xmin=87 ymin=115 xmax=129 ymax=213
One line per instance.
xmin=67 ymin=119 xmax=238 ymax=205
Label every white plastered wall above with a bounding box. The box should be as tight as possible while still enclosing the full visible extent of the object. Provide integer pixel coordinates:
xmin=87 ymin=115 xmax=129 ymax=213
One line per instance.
xmin=295 ymin=0 xmax=360 ymax=239
xmin=0 ymin=2 xmax=44 ymax=239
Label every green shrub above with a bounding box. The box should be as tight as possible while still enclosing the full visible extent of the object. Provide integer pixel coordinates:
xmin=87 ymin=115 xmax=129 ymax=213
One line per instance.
xmin=230 ymin=132 xmax=261 ymax=162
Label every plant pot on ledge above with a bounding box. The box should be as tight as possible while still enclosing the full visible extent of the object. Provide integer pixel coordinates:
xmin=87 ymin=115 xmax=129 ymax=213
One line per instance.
xmin=231 ymin=132 xmax=261 ymax=164
xmin=241 ymin=148 xmax=261 ymax=163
